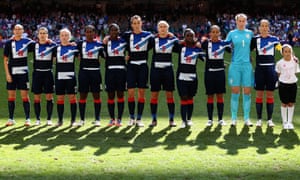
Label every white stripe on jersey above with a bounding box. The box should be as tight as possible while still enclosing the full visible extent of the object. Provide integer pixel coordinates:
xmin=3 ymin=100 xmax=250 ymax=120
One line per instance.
xmin=178 ymin=72 xmax=196 ymax=81
xmin=12 ymin=66 xmax=28 ymax=75
xmin=58 ymin=72 xmax=75 ymax=80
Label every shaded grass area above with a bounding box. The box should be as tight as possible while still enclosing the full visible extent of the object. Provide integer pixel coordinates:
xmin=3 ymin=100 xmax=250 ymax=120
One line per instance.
xmin=0 ymin=120 xmax=299 ymax=179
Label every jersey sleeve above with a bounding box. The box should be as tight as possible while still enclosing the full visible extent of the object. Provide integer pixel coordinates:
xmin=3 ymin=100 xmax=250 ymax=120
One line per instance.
xmin=201 ymin=40 xmax=208 ymax=51
xmin=28 ymin=41 xmax=36 ymax=52
xmin=172 ymin=41 xmax=182 ymax=53
xmin=225 ymin=31 xmax=232 ymax=43
xmin=147 ymin=33 xmax=154 ymax=50
xmin=275 ymin=61 xmax=281 ymax=73
xmin=294 ymin=57 xmax=300 ymax=73
xmin=250 ymin=37 xmax=256 ymax=51
xmin=197 ymin=48 xmax=205 ymax=61
xmin=3 ymin=40 xmax=11 ymax=57
xmin=52 ymin=47 xmax=57 ymax=58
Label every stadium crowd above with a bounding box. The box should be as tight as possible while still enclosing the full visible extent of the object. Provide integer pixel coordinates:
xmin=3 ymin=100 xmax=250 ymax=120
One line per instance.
xmin=0 ymin=6 xmax=300 ymax=47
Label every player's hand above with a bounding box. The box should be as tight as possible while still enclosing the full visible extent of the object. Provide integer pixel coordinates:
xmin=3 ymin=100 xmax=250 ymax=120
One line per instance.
xmin=102 ymin=36 xmax=110 ymax=45
xmin=46 ymin=39 xmax=54 ymax=44
xmin=125 ymin=55 xmax=130 ymax=61
xmin=68 ymin=42 xmax=77 ymax=46
xmin=6 ymin=74 xmax=12 ymax=83
xmin=201 ymin=36 xmax=207 ymax=42
xmin=196 ymin=41 xmax=201 ymax=48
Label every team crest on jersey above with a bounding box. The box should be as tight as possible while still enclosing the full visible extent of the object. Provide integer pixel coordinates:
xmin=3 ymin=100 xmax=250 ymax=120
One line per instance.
xmin=82 ymin=42 xmax=102 ymax=59
xmin=108 ymin=41 xmax=126 ymax=56
xmin=257 ymin=38 xmax=278 ymax=56
xmin=181 ymin=47 xmax=203 ymax=65
xmin=35 ymin=44 xmax=56 ymax=60
xmin=57 ymin=46 xmax=78 ymax=63
xmin=130 ymin=33 xmax=152 ymax=52
xmin=12 ymin=39 xmax=33 ymax=58
xmin=155 ymin=37 xmax=177 ymax=53
xmin=208 ymin=42 xmax=230 ymax=59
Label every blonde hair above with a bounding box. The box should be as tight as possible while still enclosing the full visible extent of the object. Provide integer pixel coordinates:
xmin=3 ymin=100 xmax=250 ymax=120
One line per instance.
xmin=38 ymin=27 xmax=48 ymax=33
xmin=210 ymin=25 xmax=220 ymax=31
xmin=157 ymin=20 xmax=169 ymax=29
xmin=260 ymin=19 xmax=270 ymax=26
xmin=14 ymin=24 xmax=24 ymax=30
xmin=59 ymin=28 xmax=72 ymax=41
xmin=235 ymin=13 xmax=247 ymax=21
xmin=130 ymin=15 xmax=142 ymax=24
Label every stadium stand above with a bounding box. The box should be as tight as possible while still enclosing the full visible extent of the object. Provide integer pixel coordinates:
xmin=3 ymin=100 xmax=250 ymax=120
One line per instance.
xmin=0 ymin=0 xmax=299 ymax=47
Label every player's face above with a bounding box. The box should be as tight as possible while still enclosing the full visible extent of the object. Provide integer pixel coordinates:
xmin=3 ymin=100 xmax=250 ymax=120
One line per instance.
xmin=38 ymin=29 xmax=48 ymax=42
xmin=209 ymin=28 xmax=220 ymax=40
xmin=85 ymin=28 xmax=95 ymax=41
xmin=184 ymin=31 xmax=195 ymax=43
xmin=109 ymin=26 xmax=119 ymax=39
xmin=131 ymin=18 xmax=142 ymax=33
xmin=13 ymin=25 xmax=24 ymax=38
xmin=282 ymin=47 xmax=292 ymax=61
xmin=60 ymin=31 xmax=70 ymax=44
xmin=158 ymin=23 xmax=168 ymax=36
xmin=259 ymin=22 xmax=269 ymax=35
xmin=236 ymin=17 xmax=247 ymax=30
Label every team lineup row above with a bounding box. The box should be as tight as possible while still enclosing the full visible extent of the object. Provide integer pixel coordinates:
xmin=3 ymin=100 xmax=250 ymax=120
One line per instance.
xmin=3 ymin=14 xmax=299 ymax=130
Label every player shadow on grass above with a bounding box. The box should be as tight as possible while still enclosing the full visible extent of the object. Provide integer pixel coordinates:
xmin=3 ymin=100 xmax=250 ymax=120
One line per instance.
xmin=252 ymin=127 xmax=279 ymax=154
xmin=0 ymin=125 xmax=46 ymax=149
xmin=0 ymin=125 xmax=8 ymax=131
xmin=277 ymin=129 xmax=300 ymax=149
xmin=163 ymin=127 xmax=193 ymax=150
xmin=194 ymin=125 xmax=222 ymax=150
xmin=130 ymin=126 xmax=171 ymax=153
xmin=70 ymin=126 xmax=115 ymax=152
xmin=93 ymin=126 xmax=139 ymax=156
xmin=12 ymin=125 xmax=74 ymax=151
xmin=217 ymin=125 xmax=252 ymax=155
xmin=40 ymin=125 xmax=97 ymax=151
xmin=0 ymin=125 xmax=25 ymax=139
